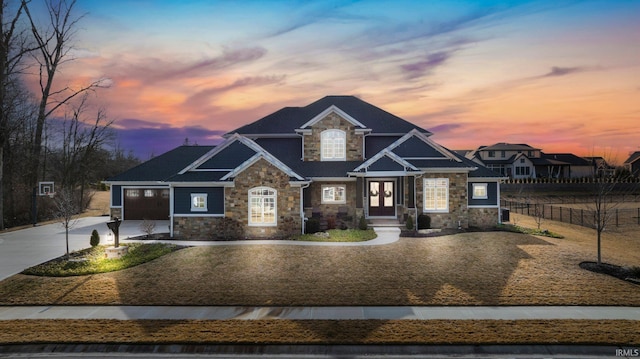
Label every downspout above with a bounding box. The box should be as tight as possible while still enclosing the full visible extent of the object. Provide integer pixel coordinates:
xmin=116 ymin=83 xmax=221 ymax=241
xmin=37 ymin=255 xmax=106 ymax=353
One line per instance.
xmin=300 ymin=182 xmax=310 ymax=234
xmin=497 ymin=179 xmax=502 ymax=224
xmin=169 ymin=184 xmax=175 ymax=237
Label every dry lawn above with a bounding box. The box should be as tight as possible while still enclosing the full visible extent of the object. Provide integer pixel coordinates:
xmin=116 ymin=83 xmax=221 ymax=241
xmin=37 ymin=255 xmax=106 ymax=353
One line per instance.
xmin=1 ymin=319 xmax=638 ymax=345
xmin=0 ymin=215 xmax=638 ymax=306
xmin=82 ymin=190 xmax=111 ymax=217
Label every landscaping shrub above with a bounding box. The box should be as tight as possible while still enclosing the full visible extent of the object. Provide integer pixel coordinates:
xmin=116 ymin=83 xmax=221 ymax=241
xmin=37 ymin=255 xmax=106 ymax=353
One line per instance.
xmin=305 ymin=218 xmax=320 ymax=234
xmin=90 ymin=229 xmax=100 ymax=247
xmin=406 ymin=215 xmax=414 ymax=230
xmin=358 ymin=215 xmax=368 ymax=230
xmin=139 ymin=219 xmax=156 ymax=238
xmin=417 ymin=214 xmax=431 ymax=229
xmin=212 ymin=218 xmax=244 ymax=240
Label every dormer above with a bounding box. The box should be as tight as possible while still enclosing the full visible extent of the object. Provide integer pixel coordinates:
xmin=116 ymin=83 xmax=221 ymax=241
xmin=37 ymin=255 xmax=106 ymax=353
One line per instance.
xmin=295 ymin=105 xmax=371 ymax=162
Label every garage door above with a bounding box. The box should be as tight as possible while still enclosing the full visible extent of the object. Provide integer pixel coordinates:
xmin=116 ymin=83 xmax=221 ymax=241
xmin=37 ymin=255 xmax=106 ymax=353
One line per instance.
xmin=124 ymin=188 xmax=170 ymax=220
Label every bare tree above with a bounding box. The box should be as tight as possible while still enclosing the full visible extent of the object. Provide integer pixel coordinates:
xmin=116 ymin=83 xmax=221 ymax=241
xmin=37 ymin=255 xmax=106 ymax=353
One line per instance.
xmin=50 ymin=92 xmax=113 ymax=209
xmin=0 ymin=0 xmax=33 ymax=230
xmin=586 ymin=152 xmax=638 ymax=265
xmin=52 ymin=187 xmax=78 ymax=259
xmin=22 ymin=0 xmax=108 ymax=222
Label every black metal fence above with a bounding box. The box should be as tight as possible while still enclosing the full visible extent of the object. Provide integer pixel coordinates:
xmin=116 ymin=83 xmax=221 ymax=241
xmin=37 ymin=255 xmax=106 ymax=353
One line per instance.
xmin=501 ymin=200 xmax=640 ymax=228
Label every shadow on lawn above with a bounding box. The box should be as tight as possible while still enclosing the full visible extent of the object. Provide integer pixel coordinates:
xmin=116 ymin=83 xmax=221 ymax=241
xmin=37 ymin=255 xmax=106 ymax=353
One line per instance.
xmin=109 ymin=232 xmax=553 ymax=337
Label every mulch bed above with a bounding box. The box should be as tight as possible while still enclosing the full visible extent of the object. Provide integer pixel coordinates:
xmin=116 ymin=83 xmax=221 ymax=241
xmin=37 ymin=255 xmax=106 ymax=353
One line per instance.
xmin=580 ymin=262 xmax=640 ymax=285
xmin=0 ymin=319 xmax=638 ymax=345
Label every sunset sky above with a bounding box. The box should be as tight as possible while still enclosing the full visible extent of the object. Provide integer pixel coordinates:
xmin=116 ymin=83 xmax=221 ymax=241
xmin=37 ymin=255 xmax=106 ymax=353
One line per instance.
xmin=43 ymin=0 xmax=639 ymax=162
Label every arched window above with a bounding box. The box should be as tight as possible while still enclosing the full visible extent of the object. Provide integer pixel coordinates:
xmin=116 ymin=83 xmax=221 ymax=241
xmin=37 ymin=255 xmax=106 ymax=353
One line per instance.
xmin=248 ymin=187 xmax=277 ymax=226
xmin=321 ymin=129 xmax=346 ymax=161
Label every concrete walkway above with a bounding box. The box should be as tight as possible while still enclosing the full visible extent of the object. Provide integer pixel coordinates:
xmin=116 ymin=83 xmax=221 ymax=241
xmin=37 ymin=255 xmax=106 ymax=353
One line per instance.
xmin=0 ymin=305 xmax=638 ymax=321
xmin=123 ymin=226 xmax=401 ymax=247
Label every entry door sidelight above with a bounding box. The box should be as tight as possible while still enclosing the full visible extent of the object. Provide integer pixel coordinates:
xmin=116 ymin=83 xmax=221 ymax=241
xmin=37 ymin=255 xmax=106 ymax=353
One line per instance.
xmin=368 ymin=180 xmax=395 ymax=217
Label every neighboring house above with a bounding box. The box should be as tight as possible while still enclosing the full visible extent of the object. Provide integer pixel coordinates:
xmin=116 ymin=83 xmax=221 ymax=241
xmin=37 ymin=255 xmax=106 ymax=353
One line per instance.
xmin=536 ymin=153 xmax=592 ymax=178
xmin=467 ymin=143 xmax=540 ymax=179
xmin=624 ymin=151 xmax=640 ymax=177
xmin=105 ymin=96 xmax=504 ymax=239
xmin=468 ymin=143 xmax=596 ymax=179
xmin=584 ymin=156 xmax=615 ymax=178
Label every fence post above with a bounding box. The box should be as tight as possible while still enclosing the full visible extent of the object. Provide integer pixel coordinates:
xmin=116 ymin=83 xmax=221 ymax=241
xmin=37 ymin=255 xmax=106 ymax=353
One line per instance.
xmin=616 ymin=208 xmax=619 ymax=227
xmin=570 ymin=208 xmax=572 ymax=224
xmin=581 ymin=209 xmax=584 ymax=226
xmin=527 ymin=203 xmax=530 ymax=215
xmin=551 ymin=206 xmax=553 ymax=221
xmin=560 ymin=207 xmax=562 ymax=222
xmin=638 ymin=208 xmax=639 ymax=225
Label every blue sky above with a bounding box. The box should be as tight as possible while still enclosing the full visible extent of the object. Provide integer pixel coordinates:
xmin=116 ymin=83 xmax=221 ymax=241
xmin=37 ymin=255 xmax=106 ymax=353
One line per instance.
xmin=39 ymin=0 xmax=640 ymax=161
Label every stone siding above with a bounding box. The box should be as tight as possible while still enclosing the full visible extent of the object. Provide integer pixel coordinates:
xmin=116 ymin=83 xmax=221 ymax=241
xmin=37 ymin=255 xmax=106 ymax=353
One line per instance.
xmin=304 ymin=112 xmax=363 ymax=161
xmin=416 ymin=173 xmax=469 ymax=229
xmin=171 ymin=158 xmax=302 ymax=240
xmin=304 ymin=181 xmax=357 ymax=227
xmin=173 ymin=216 xmax=223 ymax=239
xmin=225 ymin=158 xmax=302 ymax=239
xmin=468 ymin=207 xmax=500 ymax=228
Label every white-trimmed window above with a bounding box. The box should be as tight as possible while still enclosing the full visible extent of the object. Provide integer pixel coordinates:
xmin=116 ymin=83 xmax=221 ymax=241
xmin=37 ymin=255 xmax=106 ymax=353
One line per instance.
xmin=321 ymin=185 xmax=346 ymax=204
xmin=321 ymin=129 xmax=346 ymax=161
xmin=472 ymin=183 xmax=488 ymax=199
xmin=191 ymin=193 xmax=208 ymax=212
xmin=249 ymin=187 xmax=277 ymax=226
xmin=424 ymin=178 xmax=449 ymax=212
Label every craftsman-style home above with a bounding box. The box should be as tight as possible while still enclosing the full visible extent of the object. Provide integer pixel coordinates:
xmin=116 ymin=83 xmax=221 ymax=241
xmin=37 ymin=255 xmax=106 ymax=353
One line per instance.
xmin=106 ymin=96 xmax=504 ymax=239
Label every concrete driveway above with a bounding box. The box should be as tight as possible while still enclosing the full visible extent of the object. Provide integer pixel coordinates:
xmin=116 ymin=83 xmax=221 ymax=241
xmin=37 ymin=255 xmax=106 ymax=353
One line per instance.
xmin=0 ymin=218 xmax=169 ymax=281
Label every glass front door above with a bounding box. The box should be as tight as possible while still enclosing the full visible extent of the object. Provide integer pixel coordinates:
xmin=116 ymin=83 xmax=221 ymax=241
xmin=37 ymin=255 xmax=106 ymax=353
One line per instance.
xmin=368 ymin=180 xmax=395 ymax=217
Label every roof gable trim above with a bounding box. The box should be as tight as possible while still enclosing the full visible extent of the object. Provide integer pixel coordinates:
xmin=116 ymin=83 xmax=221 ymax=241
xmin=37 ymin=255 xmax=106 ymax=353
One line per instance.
xmin=353 ymin=149 xmax=419 ymax=173
xmin=220 ymin=152 xmax=305 ymax=181
xmin=178 ymin=134 xmax=248 ymax=174
xmin=299 ymin=105 xmax=368 ymax=129
xmin=387 ymin=129 xmax=462 ymax=163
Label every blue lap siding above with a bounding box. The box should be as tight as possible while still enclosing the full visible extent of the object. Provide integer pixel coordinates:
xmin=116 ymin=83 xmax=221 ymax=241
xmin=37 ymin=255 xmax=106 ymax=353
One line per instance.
xmin=174 ymin=187 xmax=225 ymax=215
xmin=468 ymin=182 xmax=498 ymax=206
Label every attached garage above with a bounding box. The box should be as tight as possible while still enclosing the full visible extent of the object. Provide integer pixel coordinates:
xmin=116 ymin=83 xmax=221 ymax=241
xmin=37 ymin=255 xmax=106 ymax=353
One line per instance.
xmin=124 ymin=188 xmax=170 ymax=220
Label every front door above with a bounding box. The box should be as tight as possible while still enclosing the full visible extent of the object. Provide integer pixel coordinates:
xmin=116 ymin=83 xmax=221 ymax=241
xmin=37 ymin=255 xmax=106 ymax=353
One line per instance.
xmin=368 ymin=180 xmax=395 ymax=217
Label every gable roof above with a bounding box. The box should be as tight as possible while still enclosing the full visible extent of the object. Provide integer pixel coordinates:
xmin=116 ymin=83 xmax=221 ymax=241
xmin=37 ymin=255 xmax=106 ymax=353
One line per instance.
xmin=176 ymin=134 xmax=305 ymax=181
xmin=480 ymin=143 xmax=540 ymax=151
xmin=106 ymin=146 xmax=213 ymax=182
xmin=352 ymin=150 xmax=419 ymax=174
xmin=227 ymin=96 xmax=432 ymax=136
xmin=624 ymin=151 xmax=640 ymax=164
xmin=541 ymin=153 xmax=590 ymax=166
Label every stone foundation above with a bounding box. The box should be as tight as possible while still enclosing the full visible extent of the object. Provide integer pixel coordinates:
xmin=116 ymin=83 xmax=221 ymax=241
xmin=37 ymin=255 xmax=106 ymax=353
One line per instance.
xmin=468 ymin=207 xmax=500 ymax=228
xmin=173 ymin=216 xmax=224 ymax=239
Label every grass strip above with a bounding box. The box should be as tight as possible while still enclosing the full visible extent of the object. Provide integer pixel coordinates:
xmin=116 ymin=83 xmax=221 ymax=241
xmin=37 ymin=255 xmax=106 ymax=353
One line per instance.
xmin=295 ymin=229 xmax=377 ymax=242
xmin=21 ymin=243 xmax=184 ymax=277
xmin=0 ymin=319 xmax=637 ymax=345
